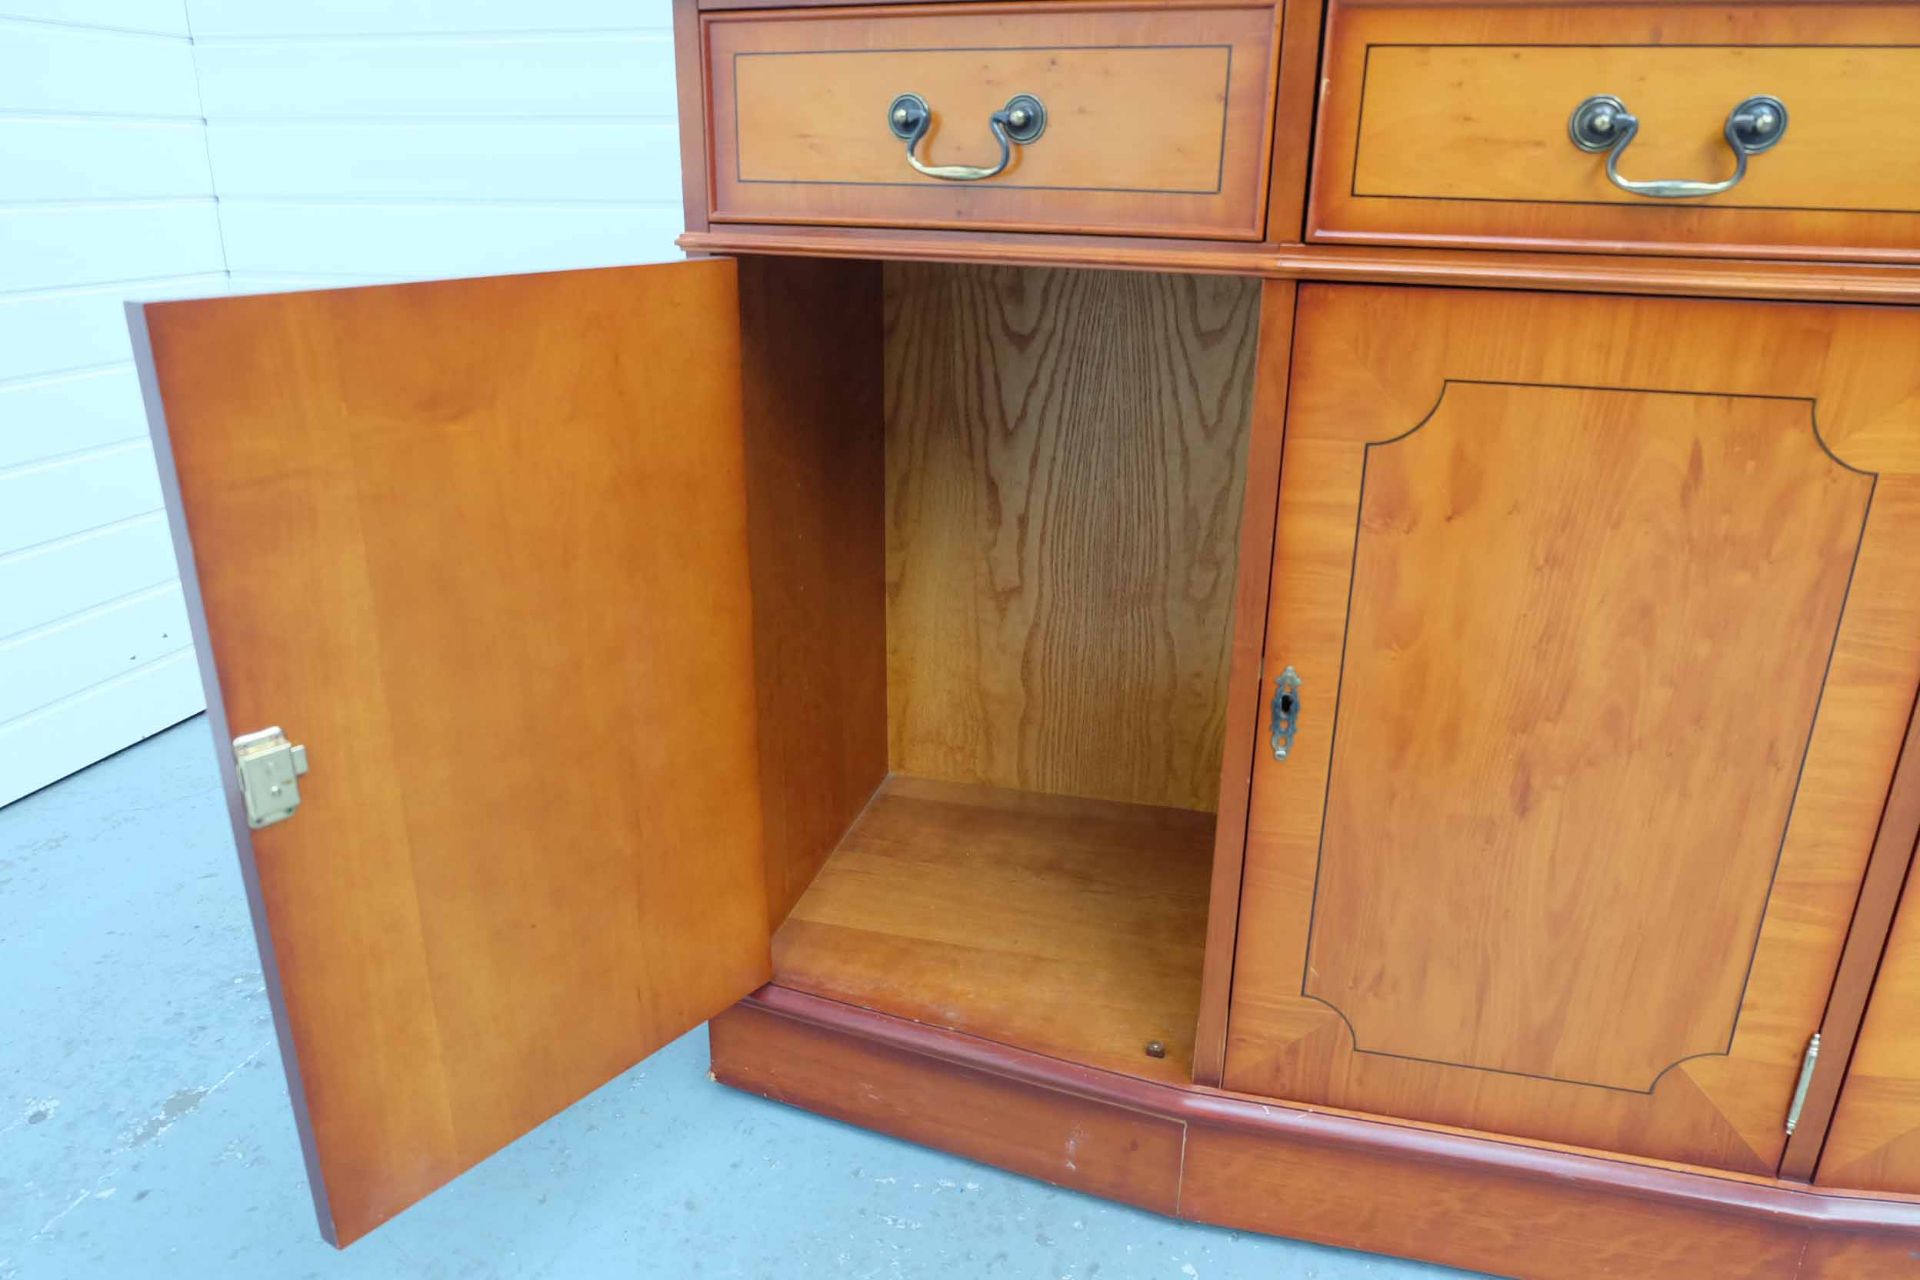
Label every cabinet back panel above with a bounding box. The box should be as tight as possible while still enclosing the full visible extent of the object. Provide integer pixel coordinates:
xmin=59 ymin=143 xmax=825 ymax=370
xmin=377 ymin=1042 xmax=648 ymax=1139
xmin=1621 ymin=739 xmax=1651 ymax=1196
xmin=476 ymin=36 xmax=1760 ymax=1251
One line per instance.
xmin=883 ymin=263 xmax=1261 ymax=812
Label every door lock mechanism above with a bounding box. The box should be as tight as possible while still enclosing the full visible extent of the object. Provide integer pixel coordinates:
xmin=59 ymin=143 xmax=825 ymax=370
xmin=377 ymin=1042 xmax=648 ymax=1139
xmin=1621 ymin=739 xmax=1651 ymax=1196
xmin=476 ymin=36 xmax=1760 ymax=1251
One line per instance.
xmin=1270 ymin=666 xmax=1303 ymax=761
xmin=233 ymin=726 xmax=309 ymax=829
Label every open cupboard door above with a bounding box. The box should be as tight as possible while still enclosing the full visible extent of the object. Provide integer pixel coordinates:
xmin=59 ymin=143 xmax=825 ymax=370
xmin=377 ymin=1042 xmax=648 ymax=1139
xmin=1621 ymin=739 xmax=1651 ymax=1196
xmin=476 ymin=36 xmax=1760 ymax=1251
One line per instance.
xmin=128 ymin=262 xmax=773 ymax=1245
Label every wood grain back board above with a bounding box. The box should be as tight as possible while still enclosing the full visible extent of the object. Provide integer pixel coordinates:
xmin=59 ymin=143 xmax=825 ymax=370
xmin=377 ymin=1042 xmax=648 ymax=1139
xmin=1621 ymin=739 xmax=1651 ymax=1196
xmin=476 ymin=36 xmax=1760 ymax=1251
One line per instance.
xmin=130 ymin=262 xmax=772 ymax=1244
xmin=883 ymin=263 xmax=1262 ymax=812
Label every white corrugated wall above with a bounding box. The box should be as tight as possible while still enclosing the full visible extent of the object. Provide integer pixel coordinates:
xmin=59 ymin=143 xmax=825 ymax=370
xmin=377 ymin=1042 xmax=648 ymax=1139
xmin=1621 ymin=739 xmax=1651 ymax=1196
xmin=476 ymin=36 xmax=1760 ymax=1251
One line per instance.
xmin=0 ymin=0 xmax=683 ymax=805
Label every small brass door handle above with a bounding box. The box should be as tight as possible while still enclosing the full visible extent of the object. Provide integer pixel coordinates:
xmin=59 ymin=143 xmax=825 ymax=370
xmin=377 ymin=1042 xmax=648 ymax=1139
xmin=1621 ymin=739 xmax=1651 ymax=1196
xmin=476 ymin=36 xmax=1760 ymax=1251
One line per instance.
xmin=886 ymin=92 xmax=1047 ymax=182
xmin=1568 ymin=94 xmax=1788 ymax=199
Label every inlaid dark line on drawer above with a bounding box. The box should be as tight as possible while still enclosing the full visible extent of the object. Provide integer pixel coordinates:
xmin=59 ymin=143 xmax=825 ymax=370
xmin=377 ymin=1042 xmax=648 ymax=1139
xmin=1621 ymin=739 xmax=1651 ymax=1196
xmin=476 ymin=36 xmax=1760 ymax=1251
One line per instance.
xmin=731 ymin=44 xmax=1236 ymax=196
xmin=1347 ymin=42 xmax=1920 ymax=217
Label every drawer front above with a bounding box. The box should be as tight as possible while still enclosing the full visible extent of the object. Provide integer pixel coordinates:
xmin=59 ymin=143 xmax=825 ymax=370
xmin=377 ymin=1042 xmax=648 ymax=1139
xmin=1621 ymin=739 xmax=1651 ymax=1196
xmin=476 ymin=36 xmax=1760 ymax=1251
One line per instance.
xmin=705 ymin=3 xmax=1280 ymax=239
xmin=1312 ymin=2 xmax=1920 ymax=260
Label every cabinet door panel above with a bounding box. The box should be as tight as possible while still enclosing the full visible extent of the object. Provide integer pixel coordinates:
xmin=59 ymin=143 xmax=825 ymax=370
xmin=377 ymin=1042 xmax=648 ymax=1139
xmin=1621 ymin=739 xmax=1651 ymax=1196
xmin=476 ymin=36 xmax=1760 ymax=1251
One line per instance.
xmin=1224 ymin=285 xmax=1920 ymax=1174
xmin=130 ymin=262 xmax=772 ymax=1244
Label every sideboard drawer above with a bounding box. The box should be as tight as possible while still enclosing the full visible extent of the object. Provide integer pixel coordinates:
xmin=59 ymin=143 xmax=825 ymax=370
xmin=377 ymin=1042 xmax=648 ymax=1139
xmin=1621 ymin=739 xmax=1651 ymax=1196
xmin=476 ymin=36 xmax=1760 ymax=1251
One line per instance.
xmin=704 ymin=3 xmax=1281 ymax=240
xmin=1311 ymin=2 xmax=1920 ymax=261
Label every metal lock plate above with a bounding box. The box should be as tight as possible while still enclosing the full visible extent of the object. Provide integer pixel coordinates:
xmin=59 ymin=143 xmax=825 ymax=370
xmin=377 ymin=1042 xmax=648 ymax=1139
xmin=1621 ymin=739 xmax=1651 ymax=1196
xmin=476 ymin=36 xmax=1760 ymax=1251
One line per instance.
xmin=1270 ymin=666 xmax=1303 ymax=761
xmin=233 ymin=726 xmax=309 ymax=829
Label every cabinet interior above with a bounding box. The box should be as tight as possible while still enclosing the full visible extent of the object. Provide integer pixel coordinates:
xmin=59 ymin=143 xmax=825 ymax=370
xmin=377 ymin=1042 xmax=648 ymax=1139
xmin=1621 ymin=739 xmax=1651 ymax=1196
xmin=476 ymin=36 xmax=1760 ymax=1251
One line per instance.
xmin=737 ymin=256 xmax=1264 ymax=1082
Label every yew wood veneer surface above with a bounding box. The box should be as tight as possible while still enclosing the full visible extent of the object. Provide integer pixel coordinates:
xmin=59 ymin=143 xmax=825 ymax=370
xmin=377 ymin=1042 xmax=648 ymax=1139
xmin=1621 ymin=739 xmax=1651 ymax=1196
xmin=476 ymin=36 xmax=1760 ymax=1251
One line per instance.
xmin=1782 ymin=687 xmax=1920 ymax=1182
xmin=715 ymin=988 xmax=1920 ymax=1280
xmin=1192 ymin=278 xmax=1297 ymax=1086
xmin=736 ymin=256 xmax=890 ymax=927
xmin=1227 ymin=284 xmax=1920 ymax=1175
xmin=771 ymin=775 xmax=1213 ymax=1084
xmin=1818 ymin=706 xmax=1920 ymax=1193
xmin=711 ymin=996 xmax=1186 ymax=1216
xmin=683 ymin=225 xmax=1920 ymax=306
xmin=132 ymin=263 xmax=773 ymax=1244
xmin=1314 ymin=2 xmax=1920 ymax=260
xmin=1823 ymin=829 xmax=1920 ymax=1194
xmin=704 ymin=1 xmax=1281 ymax=239
xmin=884 ymin=263 xmax=1260 ymax=813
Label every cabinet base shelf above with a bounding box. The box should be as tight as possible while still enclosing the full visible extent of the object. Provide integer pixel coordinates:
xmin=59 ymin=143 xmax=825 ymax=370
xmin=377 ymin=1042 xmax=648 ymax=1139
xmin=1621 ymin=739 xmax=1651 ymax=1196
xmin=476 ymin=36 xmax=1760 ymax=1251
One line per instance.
xmin=711 ymin=986 xmax=1920 ymax=1280
xmin=771 ymin=775 xmax=1215 ymax=1085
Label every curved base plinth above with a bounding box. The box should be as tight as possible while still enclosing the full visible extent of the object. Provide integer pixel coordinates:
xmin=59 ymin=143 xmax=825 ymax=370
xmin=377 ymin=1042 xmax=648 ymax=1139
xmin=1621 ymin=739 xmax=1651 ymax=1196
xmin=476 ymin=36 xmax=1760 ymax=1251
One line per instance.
xmin=711 ymin=986 xmax=1920 ymax=1280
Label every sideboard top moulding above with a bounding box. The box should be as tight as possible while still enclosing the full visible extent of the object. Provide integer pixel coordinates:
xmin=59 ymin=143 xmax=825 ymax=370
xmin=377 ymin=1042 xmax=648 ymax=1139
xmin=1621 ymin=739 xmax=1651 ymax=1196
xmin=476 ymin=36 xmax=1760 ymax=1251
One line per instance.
xmin=677 ymin=228 xmax=1920 ymax=306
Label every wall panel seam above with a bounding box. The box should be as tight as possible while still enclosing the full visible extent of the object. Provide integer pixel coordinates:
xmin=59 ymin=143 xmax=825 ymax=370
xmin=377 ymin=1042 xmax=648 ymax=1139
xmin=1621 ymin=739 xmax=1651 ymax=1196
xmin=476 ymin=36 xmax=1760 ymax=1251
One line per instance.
xmin=0 ymin=437 xmax=151 ymax=481
xmin=0 ymin=579 xmax=182 ymax=648
xmin=0 ymin=272 xmax=227 ymax=301
xmin=0 ymin=360 xmax=134 ymax=391
xmin=0 ymin=645 xmax=197 ymax=736
xmin=0 ymin=511 xmax=167 ymax=567
xmin=189 ymin=28 xmax=670 ymax=47
xmin=0 ymin=13 xmax=189 ymax=40
xmin=181 ymin=3 xmax=233 ymax=284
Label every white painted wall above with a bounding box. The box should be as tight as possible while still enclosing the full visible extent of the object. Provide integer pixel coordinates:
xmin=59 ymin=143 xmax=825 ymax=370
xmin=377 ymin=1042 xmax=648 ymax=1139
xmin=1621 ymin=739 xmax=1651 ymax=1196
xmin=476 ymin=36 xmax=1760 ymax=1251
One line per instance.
xmin=0 ymin=1 xmax=683 ymax=805
xmin=0 ymin=5 xmax=223 ymax=806
xmin=191 ymin=0 xmax=683 ymax=289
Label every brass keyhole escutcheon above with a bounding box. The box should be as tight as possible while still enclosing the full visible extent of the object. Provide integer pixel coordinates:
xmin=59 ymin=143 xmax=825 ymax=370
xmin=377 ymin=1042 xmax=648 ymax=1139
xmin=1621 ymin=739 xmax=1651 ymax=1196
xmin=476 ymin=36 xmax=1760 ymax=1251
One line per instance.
xmin=1271 ymin=666 xmax=1303 ymax=762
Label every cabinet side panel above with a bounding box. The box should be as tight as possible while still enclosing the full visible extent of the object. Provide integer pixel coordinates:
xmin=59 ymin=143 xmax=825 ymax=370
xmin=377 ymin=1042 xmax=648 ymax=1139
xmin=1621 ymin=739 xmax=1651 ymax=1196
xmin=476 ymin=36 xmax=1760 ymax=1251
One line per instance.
xmin=884 ymin=263 xmax=1261 ymax=813
xmin=673 ymin=0 xmax=710 ymax=236
xmin=738 ymin=256 xmax=889 ymax=925
xmin=1193 ymin=279 xmax=1297 ymax=1085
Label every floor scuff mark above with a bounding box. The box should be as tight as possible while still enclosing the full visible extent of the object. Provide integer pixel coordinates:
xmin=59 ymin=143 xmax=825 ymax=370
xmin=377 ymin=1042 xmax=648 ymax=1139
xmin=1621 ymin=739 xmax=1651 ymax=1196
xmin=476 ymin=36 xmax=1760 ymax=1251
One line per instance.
xmin=0 ymin=1098 xmax=59 ymax=1136
xmin=35 ymin=1038 xmax=272 ymax=1242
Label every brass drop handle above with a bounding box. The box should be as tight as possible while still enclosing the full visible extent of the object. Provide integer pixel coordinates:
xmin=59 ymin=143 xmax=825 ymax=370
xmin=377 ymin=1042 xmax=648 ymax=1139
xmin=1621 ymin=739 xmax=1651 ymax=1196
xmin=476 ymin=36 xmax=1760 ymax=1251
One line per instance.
xmin=1271 ymin=666 xmax=1302 ymax=762
xmin=1568 ymin=94 xmax=1788 ymax=199
xmin=886 ymin=92 xmax=1047 ymax=182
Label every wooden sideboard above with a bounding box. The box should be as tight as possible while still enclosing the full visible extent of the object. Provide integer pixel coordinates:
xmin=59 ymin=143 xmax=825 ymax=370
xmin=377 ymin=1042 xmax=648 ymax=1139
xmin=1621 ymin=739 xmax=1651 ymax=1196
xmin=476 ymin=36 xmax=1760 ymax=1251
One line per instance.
xmin=129 ymin=1 xmax=1920 ymax=1274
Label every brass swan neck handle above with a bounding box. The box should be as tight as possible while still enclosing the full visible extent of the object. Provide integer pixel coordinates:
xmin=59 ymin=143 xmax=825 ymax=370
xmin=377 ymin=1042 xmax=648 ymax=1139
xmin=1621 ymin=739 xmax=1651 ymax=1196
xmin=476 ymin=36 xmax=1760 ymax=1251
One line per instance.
xmin=887 ymin=92 xmax=1047 ymax=182
xmin=1568 ymin=93 xmax=1788 ymax=199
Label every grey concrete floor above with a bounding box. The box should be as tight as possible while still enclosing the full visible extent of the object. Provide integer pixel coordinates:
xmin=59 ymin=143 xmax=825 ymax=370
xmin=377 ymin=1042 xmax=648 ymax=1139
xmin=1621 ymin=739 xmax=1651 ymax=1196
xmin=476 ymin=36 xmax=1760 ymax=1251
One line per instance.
xmin=0 ymin=717 xmax=1474 ymax=1279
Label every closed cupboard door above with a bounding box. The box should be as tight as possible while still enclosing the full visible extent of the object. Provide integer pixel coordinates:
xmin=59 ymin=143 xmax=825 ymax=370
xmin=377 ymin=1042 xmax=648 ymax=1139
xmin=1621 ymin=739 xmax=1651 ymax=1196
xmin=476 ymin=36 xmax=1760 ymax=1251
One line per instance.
xmin=128 ymin=262 xmax=773 ymax=1245
xmin=1223 ymin=285 xmax=1920 ymax=1174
